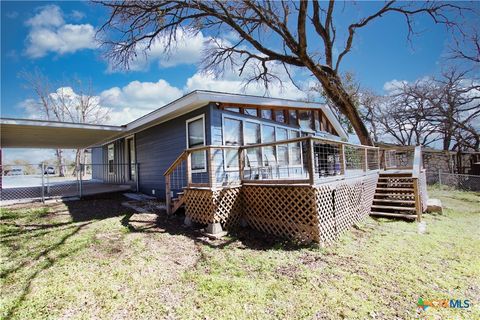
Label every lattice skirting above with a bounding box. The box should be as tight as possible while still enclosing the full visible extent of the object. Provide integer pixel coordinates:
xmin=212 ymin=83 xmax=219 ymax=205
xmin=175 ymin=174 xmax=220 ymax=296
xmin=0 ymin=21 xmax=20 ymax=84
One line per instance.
xmin=184 ymin=187 xmax=242 ymax=228
xmin=184 ymin=174 xmax=379 ymax=244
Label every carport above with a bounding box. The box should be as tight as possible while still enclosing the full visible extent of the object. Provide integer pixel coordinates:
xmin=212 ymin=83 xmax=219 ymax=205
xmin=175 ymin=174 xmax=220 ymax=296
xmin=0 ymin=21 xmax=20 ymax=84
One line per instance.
xmin=1 ymin=118 xmax=130 ymax=204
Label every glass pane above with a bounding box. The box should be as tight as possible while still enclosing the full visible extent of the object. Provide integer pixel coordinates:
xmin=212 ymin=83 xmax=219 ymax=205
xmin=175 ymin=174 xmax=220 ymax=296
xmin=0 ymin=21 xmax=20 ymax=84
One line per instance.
xmin=262 ymin=125 xmax=275 ymax=143
xmin=244 ymin=108 xmax=257 ymax=116
xmin=288 ymin=110 xmax=298 ymax=125
xmin=188 ymin=118 xmax=204 ymax=147
xmin=191 ymin=150 xmax=205 ymax=170
xmin=289 ymin=130 xmax=301 ymax=165
xmin=277 ymin=146 xmax=288 ymax=165
xmin=263 ymin=146 xmax=276 ymax=166
xmin=224 ymin=118 xmax=242 ymax=145
xmin=244 ymin=122 xmax=260 ymax=145
xmin=225 ymin=149 xmax=238 ymax=169
xmin=314 ymin=111 xmax=321 ymax=131
xmin=246 ymin=148 xmax=261 ymax=167
xmin=276 ymin=127 xmax=287 ymax=141
xmin=274 ymin=110 xmax=285 ymax=123
xmin=299 ymin=110 xmax=313 ymax=130
xmin=225 ymin=107 xmax=240 ymax=113
xmin=261 ymin=109 xmax=272 ymax=120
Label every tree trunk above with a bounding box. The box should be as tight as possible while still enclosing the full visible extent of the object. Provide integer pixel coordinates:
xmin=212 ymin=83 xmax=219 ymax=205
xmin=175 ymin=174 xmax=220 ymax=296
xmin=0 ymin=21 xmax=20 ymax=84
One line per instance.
xmin=311 ymin=68 xmax=373 ymax=146
xmin=55 ymin=149 xmax=65 ymax=177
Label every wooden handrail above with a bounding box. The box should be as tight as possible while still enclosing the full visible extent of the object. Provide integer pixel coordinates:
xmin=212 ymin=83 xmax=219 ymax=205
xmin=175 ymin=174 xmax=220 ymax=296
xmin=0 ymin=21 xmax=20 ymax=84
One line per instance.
xmin=164 ymin=151 xmax=188 ymax=176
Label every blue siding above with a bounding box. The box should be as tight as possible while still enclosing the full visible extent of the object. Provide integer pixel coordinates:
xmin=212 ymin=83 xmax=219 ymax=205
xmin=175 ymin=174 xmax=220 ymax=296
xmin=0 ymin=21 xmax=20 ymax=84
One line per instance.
xmin=136 ymin=105 xmax=212 ymax=198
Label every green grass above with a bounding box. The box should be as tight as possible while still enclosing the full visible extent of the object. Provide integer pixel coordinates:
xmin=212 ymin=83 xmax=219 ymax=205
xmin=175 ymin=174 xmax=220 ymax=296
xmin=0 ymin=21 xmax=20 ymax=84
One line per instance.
xmin=1 ymin=189 xmax=479 ymax=319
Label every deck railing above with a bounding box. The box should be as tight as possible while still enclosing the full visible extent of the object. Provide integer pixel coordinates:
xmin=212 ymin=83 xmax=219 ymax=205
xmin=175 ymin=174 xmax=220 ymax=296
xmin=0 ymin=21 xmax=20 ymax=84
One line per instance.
xmin=164 ymin=136 xmax=380 ymax=211
xmin=380 ymin=145 xmax=416 ymax=170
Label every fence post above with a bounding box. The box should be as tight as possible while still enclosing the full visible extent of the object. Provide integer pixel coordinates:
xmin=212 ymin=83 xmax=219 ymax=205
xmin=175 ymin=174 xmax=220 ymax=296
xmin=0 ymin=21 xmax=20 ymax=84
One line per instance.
xmin=438 ymin=169 xmax=442 ymax=186
xmin=135 ymin=163 xmax=139 ymax=192
xmin=41 ymin=163 xmax=45 ymax=203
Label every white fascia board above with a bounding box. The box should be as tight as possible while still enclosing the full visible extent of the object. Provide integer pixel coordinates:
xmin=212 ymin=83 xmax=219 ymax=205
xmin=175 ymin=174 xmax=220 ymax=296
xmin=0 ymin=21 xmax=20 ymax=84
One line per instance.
xmin=0 ymin=118 xmax=125 ymax=132
xmin=125 ymin=90 xmax=348 ymax=140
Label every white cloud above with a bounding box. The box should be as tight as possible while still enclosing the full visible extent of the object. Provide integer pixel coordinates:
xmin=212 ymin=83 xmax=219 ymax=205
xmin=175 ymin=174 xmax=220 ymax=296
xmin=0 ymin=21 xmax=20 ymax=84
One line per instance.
xmin=108 ymin=29 xmax=210 ymax=72
xmin=24 ymin=5 xmax=96 ymax=58
xmin=99 ymin=79 xmax=183 ymax=110
xmin=382 ymin=79 xmax=407 ymax=93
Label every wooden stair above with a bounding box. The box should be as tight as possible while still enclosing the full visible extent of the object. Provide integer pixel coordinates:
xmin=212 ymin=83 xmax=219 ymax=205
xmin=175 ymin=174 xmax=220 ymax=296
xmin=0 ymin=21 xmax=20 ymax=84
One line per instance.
xmin=170 ymin=191 xmax=185 ymax=214
xmin=370 ymin=172 xmax=418 ymax=220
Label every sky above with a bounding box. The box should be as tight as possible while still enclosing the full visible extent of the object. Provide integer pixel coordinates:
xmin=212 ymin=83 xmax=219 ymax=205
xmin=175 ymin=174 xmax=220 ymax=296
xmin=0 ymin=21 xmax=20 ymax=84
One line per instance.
xmin=0 ymin=1 xmax=475 ymax=162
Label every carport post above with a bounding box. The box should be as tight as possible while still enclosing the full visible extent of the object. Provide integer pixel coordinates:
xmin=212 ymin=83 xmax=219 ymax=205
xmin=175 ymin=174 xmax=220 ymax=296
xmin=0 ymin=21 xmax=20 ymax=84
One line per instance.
xmin=135 ymin=163 xmax=139 ymax=192
xmin=41 ymin=163 xmax=45 ymax=203
xmin=79 ymin=164 xmax=83 ymax=199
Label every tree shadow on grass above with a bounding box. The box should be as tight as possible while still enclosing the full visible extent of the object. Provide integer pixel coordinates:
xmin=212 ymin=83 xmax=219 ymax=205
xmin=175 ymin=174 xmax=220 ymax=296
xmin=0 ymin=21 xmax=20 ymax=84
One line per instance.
xmin=2 ymin=221 xmax=92 ymax=320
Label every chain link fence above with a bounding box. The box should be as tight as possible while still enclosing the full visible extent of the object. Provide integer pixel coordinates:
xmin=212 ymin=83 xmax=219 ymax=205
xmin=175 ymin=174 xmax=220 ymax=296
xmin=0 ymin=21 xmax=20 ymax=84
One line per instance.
xmin=426 ymin=171 xmax=480 ymax=191
xmin=1 ymin=163 xmax=137 ymax=204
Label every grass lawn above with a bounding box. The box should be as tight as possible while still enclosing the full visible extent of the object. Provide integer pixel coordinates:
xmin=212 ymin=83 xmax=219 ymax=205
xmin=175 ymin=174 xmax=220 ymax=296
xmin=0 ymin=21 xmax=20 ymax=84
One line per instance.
xmin=1 ymin=188 xmax=479 ymax=319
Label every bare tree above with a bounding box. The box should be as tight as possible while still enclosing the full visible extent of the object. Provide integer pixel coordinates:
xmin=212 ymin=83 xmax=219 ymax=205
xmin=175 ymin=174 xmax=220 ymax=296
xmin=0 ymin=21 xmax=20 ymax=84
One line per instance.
xmin=95 ymin=0 xmax=468 ymax=146
xmin=20 ymin=71 xmax=111 ymax=173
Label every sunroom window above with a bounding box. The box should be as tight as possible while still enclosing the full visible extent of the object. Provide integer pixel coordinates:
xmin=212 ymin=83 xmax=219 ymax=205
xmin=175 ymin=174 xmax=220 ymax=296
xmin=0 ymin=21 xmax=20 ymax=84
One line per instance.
xmin=224 ymin=118 xmax=242 ymax=169
xmin=186 ymin=115 xmax=206 ymax=171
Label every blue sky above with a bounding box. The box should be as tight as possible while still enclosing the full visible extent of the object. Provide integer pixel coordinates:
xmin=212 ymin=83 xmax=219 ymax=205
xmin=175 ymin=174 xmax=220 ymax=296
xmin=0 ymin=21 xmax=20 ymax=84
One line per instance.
xmin=0 ymin=1 xmax=475 ymax=161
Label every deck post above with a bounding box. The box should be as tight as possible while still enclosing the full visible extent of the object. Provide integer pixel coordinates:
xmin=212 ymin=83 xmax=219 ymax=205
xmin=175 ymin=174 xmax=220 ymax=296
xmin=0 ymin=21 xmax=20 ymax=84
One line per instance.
xmin=186 ymin=152 xmax=192 ymax=185
xmin=165 ymin=174 xmax=172 ymax=215
xmin=238 ymin=148 xmax=244 ymax=181
xmin=413 ymin=177 xmax=421 ymax=221
xmin=307 ymin=138 xmax=315 ymax=185
xmin=339 ymin=144 xmax=346 ymax=175
xmin=364 ymin=148 xmax=368 ymax=172
xmin=207 ymin=148 xmax=215 ymax=188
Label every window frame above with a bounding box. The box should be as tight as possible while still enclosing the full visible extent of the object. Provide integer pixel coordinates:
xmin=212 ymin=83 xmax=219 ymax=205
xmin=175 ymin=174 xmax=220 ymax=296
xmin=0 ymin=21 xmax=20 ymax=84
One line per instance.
xmin=221 ymin=113 xmax=301 ymax=171
xmin=185 ymin=114 xmax=207 ymax=173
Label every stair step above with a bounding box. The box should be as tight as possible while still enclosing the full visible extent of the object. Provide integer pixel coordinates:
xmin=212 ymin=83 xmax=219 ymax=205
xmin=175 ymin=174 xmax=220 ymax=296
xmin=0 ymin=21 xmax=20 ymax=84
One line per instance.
xmin=177 ymin=192 xmax=184 ymax=196
xmin=379 ymin=173 xmax=412 ymax=177
xmin=373 ymin=199 xmax=416 ymax=204
xmin=377 ymin=182 xmax=413 ymax=185
xmin=375 ymin=193 xmax=414 ymax=197
xmin=370 ymin=212 xmax=417 ymax=219
xmin=378 ymin=177 xmax=413 ymax=181
xmin=376 ymin=187 xmax=413 ymax=192
xmin=371 ymin=204 xmax=416 ymax=211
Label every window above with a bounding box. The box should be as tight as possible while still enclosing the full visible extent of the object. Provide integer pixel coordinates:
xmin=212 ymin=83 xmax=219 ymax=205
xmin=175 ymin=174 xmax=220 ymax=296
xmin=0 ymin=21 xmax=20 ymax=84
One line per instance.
xmin=289 ymin=130 xmax=302 ymax=165
xmin=186 ymin=115 xmax=206 ymax=172
xmin=225 ymin=107 xmax=240 ymax=113
xmin=261 ymin=109 xmax=272 ymax=120
xmin=224 ymin=118 xmax=242 ymax=169
xmin=274 ymin=110 xmax=285 ymax=123
xmin=276 ymin=128 xmax=288 ymax=165
xmin=262 ymin=125 xmax=276 ymax=165
xmin=314 ymin=111 xmax=321 ymax=132
xmin=126 ymin=137 xmax=135 ymax=180
xmin=288 ymin=110 xmax=298 ymax=125
xmin=299 ymin=110 xmax=313 ymax=131
xmin=244 ymin=122 xmax=261 ymax=167
xmin=107 ymin=144 xmax=114 ymax=173
xmin=244 ymin=108 xmax=258 ymax=116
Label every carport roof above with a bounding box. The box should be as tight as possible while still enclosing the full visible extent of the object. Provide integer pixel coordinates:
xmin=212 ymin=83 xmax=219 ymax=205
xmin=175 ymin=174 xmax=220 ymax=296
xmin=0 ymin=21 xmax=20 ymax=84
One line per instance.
xmin=0 ymin=118 xmax=126 ymax=148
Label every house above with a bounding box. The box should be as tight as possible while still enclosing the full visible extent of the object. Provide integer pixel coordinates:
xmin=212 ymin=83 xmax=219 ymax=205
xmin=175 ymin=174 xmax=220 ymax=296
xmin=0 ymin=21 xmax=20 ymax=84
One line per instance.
xmin=1 ymin=90 xmax=428 ymax=244
xmin=90 ymin=90 xmax=348 ymax=198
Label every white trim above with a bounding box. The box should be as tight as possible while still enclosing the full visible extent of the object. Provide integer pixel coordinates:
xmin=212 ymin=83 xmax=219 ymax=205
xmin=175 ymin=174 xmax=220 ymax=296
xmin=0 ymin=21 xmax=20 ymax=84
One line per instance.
xmin=107 ymin=143 xmax=115 ymax=175
xmin=0 ymin=118 xmax=125 ymax=131
xmin=186 ymin=114 xmax=207 ymax=173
